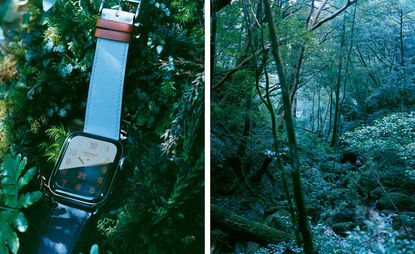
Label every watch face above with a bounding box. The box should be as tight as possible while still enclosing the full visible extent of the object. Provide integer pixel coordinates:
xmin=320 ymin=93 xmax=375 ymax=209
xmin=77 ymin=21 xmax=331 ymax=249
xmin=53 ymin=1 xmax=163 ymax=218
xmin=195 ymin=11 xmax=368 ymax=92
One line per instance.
xmin=50 ymin=132 xmax=122 ymax=204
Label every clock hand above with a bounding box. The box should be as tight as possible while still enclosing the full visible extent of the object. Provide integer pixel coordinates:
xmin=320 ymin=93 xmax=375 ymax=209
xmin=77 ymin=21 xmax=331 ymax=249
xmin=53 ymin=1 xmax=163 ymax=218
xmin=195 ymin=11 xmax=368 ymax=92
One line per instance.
xmin=78 ymin=157 xmax=85 ymax=164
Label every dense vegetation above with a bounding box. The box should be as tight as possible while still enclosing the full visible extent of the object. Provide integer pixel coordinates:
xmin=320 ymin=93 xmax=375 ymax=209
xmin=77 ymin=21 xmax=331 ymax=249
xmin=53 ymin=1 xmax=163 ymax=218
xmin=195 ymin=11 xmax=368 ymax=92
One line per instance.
xmin=211 ymin=0 xmax=415 ymax=253
xmin=0 ymin=0 xmax=204 ymax=253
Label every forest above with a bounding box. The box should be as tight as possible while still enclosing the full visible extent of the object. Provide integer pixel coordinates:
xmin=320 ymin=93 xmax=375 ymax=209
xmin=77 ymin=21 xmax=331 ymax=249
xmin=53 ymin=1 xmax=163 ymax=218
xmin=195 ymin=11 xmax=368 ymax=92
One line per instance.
xmin=211 ymin=0 xmax=415 ymax=253
xmin=0 ymin=0 xmax=204 ymax=253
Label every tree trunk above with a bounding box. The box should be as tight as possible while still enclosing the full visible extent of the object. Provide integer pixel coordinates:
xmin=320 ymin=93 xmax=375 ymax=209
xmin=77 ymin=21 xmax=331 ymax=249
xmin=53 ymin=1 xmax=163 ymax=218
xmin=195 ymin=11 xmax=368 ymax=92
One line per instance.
xmin=211 ymin=204 xmax=290 ymax=244
xmin=321 ymin=88 xmax=330 ymax=136
xmin=262 ymin=66 xmax=300 ymax=244
xmin=236 ymin=84 xmax=253 ymax=163
xmin=330 ymin=23 xmax=346 ymax=147
xmin=311 ymin=91 xmax=315 ymax=132
xmin=211 ymin=0 xmax=217 ymax=79
xmin=399 ymin=9 xmax=404 ymax=67
xmin=326 ymin=88 xmax=333 ymax=140
xmin=250 ymin=156 xmax=273 ymax=182
xmin=317 ymin=87 xmax=321 ymax=134
xmin=292 ymin=97 xmax=298 ymax=118
xmin=236 ymin=0 xmax=265 ymax=175
xmin=263 ymin=0 xmax=315 ymax=252
xmin=339 ymin=3 xmax=357 ymax=125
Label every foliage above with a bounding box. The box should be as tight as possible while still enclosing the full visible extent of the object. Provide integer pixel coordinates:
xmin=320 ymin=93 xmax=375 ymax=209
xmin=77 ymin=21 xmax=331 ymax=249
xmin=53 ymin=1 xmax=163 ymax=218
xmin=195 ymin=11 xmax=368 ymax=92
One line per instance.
xmin=341 ymin=112 xmax=415 ymax=180
xmin=259 ymin=213 xmax=415 ymax=254
xmin=39 ymin=125 xmax=68 ymax=163
xmin=313 ymin=213 xmax=415 ymax=254
xmin=0 ymin=154 xmax=42 ymax=254
xmin=0 ymin=0 xmax=204 ymax=252
xmin=98 ymin=72 xmax=204 ymax=253
xmin=212 ymin=0 xmax=415 ymax=252
xmin=366 ymin=62 xmax=415 ymax=113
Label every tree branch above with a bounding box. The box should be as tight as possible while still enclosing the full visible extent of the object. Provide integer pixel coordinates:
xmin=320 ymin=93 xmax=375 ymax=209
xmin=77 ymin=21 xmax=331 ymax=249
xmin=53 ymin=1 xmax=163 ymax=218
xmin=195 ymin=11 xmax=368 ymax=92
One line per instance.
xmin=311 ymin=0 xmax=357 ymax=31
xmin=311 ymin=0 xmax=329 ymax=27
xmin=212 ymin=45 xmax=270 ymax=90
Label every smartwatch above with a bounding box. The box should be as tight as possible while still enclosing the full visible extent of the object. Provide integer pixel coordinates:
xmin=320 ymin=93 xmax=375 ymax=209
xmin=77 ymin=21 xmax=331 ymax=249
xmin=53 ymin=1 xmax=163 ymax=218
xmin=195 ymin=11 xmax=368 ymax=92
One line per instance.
xmin=33 ymin=1 xmax=141 ymax=253
xmin=48 ymin=132 xmax=123 ymax=206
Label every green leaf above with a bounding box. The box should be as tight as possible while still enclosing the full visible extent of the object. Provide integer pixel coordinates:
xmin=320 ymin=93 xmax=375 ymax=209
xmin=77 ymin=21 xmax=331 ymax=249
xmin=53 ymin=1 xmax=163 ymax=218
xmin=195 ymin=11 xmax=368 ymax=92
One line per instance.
xmin=6 ymin=231 xmax=19 ymax=254
xmin=2 ymin=155 xmax=16 ymax=178
xmin=17 ymin=167 xmax=36 ymax=190
xmin=0 ymin=241 xmax=8 ymax=254
xmin=17 ymin=191 xmax=42 ymax=208
xmin=43 ymin=0 xmax=57 ymax=12
xmin=137 ymin=114 xmax=147 ymax=126
xmin=0 ymin=211 xmax=12 ymax=224
xmin=13 ymin=212 xmax=27 ymax=233
xmin=2 ymin=185 xmax=17 ymax=196
xmin=16 ymin=157 xmax=27 ymax=178
xmin=4 ymin=193 xmax=18 ymax=208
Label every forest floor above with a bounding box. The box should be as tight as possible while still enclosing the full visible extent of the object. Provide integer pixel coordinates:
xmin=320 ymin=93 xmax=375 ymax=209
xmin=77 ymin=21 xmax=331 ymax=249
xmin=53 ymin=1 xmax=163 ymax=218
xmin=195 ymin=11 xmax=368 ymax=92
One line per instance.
xmin=212 ymin=112 xmax=415 ymax=253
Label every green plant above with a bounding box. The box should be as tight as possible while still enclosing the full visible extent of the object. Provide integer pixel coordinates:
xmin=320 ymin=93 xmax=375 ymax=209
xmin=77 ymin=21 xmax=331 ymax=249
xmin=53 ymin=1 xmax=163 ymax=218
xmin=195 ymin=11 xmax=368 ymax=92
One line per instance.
xmin=39 ymin=125 xmax=69 ymax=163
xmin=341 ymin=112 xmax=415 ymax=180
xmin=0 ymin=0 xmax=204 ymax=252
xmin=0 ymin=154 xmax=42 ymax=254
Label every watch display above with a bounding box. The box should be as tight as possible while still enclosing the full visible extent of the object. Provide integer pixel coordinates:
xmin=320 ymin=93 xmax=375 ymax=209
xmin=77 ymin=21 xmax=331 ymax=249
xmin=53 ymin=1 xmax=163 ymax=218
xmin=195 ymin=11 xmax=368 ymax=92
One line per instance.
xmin=50 ymin=132 xmax=122 ymax=204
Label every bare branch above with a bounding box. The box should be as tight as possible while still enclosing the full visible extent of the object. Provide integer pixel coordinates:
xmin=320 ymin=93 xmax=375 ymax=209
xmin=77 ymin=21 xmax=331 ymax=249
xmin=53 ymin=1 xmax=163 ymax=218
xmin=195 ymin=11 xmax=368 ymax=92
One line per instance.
xmin=311 ymin=0 xmax=357 ymax=31
xmin=312 ymin=0 xmax=329 ymax=27
xmin=213 ymin=45 xmax=271 ymax=90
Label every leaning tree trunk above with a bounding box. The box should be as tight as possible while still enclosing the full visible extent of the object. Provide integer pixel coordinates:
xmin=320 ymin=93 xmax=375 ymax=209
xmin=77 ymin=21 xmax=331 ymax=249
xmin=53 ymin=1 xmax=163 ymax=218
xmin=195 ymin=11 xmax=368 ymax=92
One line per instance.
xmin=263 ymin=0 xmax=314 ymax=253
xmin=211 ymin=204 xmax=290 ymax=244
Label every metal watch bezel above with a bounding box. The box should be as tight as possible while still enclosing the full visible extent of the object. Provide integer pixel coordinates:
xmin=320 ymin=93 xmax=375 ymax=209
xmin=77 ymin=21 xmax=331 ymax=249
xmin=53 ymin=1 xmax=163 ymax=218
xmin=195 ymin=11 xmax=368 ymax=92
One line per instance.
xmin=48 ymin=131 xmax=123 ymax=208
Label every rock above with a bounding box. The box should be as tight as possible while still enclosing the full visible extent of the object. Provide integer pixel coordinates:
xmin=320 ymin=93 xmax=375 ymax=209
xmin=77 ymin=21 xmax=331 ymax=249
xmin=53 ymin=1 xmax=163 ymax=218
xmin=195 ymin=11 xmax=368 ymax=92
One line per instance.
xmin=331 ymin=222 xmax=356 ymax=236
xmin=376 ymin=192 xmax=415 ymax=211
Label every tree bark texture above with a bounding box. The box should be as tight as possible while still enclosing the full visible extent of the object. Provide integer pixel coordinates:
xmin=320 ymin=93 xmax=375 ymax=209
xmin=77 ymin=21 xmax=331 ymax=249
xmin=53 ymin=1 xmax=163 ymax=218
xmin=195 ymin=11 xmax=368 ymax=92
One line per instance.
xmin=263 ymin=0 xmax=315 ymax=252
xmin=330 ymin=23 xmax=346 ymax=147
xmin=211 ymin=204 xmax=290 ymax=244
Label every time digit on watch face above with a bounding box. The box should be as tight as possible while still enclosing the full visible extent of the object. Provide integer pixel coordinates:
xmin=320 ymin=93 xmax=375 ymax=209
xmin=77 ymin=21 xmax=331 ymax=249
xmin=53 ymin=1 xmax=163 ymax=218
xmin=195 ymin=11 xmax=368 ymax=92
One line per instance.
xmin=52 ymin=134 xmax=120 ymax=202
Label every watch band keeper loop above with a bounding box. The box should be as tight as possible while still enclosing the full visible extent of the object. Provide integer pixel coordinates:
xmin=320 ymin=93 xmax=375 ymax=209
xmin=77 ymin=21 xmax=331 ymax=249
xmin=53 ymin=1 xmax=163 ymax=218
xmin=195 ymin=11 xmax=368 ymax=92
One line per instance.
xmin=95 ymin=28 xmax=132 ymax=42
xmin=96 ymin=18 xmax=134 ymax=33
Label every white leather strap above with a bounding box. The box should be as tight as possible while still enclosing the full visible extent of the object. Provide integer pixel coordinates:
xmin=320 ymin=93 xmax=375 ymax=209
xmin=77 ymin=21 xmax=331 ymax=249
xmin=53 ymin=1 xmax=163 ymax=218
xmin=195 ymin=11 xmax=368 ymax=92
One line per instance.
xmin=83 ymin=9 xmax=134 ymax=140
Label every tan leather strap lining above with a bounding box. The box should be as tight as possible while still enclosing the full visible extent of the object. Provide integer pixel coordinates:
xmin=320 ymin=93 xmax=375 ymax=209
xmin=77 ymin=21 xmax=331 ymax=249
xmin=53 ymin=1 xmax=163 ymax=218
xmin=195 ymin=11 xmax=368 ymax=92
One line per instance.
xmin=96 ymin=18 xmax=134 ymax=33
xmin=95 ymin=28 xmax=131 ymax=42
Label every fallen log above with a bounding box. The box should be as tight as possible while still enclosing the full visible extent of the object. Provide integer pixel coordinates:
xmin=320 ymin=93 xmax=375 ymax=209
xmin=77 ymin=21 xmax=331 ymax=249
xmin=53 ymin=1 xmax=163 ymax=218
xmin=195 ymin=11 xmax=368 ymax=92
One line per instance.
xmin=211 ymin=204 xmax=290 ymax=245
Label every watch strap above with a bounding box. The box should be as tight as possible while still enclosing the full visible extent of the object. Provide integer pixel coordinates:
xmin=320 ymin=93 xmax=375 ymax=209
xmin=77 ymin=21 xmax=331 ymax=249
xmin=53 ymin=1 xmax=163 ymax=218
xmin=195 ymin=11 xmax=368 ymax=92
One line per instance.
xmin=83 ymin=9 xmax=135 ymax=140
xmin=34 ymin=202 xmax=94 ymax=254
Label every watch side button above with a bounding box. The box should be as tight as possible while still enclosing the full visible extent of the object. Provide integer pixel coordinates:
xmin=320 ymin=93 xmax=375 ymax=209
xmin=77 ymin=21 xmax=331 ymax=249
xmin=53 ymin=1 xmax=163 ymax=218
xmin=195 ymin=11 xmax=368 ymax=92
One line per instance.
xmin=118 ymin=157 xmax=126 ymax=170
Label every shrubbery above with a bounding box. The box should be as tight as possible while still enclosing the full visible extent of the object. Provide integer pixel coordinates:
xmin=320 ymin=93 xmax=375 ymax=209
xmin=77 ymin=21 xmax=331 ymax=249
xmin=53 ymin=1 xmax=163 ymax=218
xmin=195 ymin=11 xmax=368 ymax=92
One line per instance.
xmin=341 ymin=112 xmax=415 ymax=181
xmin=0 ymin=0 xmax=204 ymax=252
